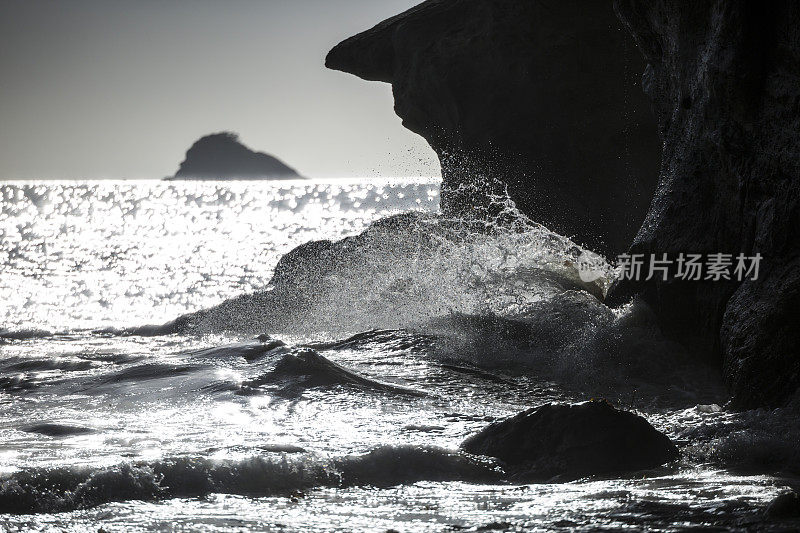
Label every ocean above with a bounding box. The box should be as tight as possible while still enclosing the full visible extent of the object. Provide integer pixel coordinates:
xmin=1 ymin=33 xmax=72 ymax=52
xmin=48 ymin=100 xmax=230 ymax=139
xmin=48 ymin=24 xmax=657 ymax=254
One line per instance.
xmin=0 ymin=178 xmax=797 ymax=531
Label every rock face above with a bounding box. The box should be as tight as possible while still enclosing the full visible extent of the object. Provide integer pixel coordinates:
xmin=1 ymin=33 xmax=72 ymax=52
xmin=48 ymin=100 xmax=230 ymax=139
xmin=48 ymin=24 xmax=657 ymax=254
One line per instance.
xmin=326 ymin=0 xmax=661 ymax=258
xmin=168 ymin=132 xmax=300 ymax=180
xmin=608 ymin=1 xmax=800 ymax=407
xmin=461 ymin=401 xmax=678 ymax=480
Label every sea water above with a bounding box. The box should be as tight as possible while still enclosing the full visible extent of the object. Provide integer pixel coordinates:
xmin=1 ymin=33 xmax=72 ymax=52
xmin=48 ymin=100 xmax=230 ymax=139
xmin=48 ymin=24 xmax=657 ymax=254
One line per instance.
xmin=0 ymin=179 xmax=798 ymax=532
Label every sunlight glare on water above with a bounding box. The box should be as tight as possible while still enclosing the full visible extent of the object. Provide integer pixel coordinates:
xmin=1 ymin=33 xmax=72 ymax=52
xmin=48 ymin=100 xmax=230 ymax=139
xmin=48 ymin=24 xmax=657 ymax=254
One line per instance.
xmin=0 ymin=178 xmax=797 ymax=532
xmin=0 ymin=179 xmax=440 ymax=330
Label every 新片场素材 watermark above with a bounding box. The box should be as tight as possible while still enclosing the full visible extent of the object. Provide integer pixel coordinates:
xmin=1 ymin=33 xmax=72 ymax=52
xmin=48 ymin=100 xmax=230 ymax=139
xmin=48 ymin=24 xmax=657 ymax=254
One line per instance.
xmin=612 ymin=253 xmax=762 ymax=281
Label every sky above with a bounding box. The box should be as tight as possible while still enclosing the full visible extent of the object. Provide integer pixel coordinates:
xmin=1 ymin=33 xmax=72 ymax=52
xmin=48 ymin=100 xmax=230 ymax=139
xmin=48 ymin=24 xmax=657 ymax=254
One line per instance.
xmin=0 ymin=0 xmax=440 ymax=179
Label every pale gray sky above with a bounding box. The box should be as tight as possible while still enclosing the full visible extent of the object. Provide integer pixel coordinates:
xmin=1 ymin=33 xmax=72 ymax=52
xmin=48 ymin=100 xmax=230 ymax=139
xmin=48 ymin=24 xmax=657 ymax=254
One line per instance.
xmin=0 ymin=0 xmax=440 ymax=179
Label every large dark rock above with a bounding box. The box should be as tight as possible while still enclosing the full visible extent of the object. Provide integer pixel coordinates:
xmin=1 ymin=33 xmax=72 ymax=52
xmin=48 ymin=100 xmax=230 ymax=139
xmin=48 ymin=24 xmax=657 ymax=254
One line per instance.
xmin=167 ymin=132 xmax=301 ymax=180
xmin=326 ymin=0 xmax=660 ymax=258
xmin=461 ymin=401 xmax=678 ymax=480
xmin=608 ymin=1 xmax=800 ymax=407
xmin=765 ymin=491 xmax=800 ymax=520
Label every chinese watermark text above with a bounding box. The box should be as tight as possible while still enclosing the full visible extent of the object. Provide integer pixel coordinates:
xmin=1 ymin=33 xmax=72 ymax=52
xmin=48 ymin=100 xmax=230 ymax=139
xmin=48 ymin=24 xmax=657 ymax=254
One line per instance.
xmin=616 ymin=253 xmax=761 ymax=281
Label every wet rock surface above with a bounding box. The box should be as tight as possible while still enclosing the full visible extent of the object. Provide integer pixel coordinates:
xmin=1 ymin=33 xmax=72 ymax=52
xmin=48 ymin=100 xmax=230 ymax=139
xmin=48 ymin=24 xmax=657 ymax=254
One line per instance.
xmin=609 ymin=0 xmax=800 ymax=408
xmin=461 ymin=401 xmax=678 ymax=480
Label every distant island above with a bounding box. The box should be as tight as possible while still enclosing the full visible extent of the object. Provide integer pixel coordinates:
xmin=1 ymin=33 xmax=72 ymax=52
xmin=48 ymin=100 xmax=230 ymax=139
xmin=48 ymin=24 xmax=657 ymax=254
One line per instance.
xmin=166 ymin=132 xmax=302 ymax=180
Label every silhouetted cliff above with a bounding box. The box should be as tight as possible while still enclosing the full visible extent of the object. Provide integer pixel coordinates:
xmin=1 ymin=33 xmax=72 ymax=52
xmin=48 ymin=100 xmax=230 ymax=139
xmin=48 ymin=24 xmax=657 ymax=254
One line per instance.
xmin=167 ymin=132 xmax=301 ymax=180
xmin=326 ymin=0 xmax=661 ymax=258
xmin=608 ymin=0 xmax=800 ymax=408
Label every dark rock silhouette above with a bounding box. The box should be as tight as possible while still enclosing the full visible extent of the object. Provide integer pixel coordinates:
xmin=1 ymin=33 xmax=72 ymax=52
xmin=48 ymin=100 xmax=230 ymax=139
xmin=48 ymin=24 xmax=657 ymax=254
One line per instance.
xmin=167 ymin=132 xmax=301 ymax=180
xmin=608 ymin=1 xmax=800 ymax=408
xmin=326 ymin=0 xmax=661 ymax=258
xmin=765 ymin=491 xmax=800 ymax=520
xmin=461 ymin=401 xmax=678 ymax=481
xmin=21 ymin=423 xmax=95 ymax=437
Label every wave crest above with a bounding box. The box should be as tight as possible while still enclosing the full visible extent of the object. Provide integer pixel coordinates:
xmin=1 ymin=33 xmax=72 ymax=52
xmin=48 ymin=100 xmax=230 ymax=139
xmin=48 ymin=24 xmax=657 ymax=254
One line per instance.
xmin=0 ymin=446 xmax=499 ymax=514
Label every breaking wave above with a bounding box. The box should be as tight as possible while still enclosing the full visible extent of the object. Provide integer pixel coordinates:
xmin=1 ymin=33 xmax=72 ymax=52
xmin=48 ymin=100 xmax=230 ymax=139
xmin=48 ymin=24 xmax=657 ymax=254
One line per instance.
xmin=0 ymin=446 xmax=499 ymax=514
xmin=130 ymin=203 xmax=723 ymax=406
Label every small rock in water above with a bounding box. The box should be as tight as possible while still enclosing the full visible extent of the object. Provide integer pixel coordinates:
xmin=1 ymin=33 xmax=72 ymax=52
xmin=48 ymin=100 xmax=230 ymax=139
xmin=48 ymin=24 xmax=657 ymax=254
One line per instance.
xmin=460 ymin=400 xmax=678 ymax=481
xmin=765 ymin=491 xmax=800 ymax=519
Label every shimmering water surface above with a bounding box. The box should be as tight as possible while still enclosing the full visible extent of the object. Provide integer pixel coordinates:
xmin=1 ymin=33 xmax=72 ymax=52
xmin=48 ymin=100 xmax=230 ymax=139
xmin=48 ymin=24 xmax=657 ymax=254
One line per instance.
xmin=1 ymin=179 xmax=440 ymax=330
xmin=0 ymin=179 xmax=798 ymax=532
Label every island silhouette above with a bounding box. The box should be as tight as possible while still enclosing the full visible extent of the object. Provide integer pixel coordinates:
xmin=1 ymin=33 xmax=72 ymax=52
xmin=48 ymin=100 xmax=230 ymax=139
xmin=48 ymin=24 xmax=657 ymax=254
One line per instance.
xmin=166 ymin=132 xmax=302 ymax=180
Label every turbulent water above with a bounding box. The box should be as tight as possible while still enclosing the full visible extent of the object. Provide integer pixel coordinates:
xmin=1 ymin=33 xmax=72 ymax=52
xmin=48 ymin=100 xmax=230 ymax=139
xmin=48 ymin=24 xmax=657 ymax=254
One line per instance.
xmin=1 ymin=179 xmax=798 ymax=532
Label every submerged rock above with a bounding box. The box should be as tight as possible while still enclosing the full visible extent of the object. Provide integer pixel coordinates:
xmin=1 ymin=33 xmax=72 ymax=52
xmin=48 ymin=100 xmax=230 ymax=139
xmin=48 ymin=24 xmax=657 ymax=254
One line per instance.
xmin=461 ymin=401 xmax=678 ymax=480
xmin=327 ymin=0 xmax=660 ymax=257
xmin=244 ymin=348 xmax=425 ymax=398
xmin=167 ymin=132 xmax=301 ymax=180
xmin=21 ymin=423 xmax=95 ymax=437
xmin=609 ymin=1 xmax=800 ymax=408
